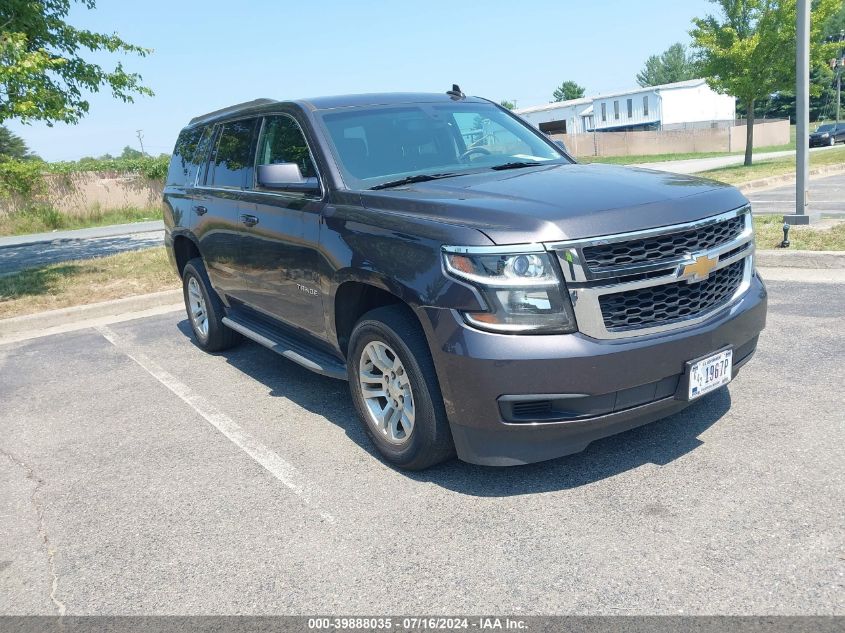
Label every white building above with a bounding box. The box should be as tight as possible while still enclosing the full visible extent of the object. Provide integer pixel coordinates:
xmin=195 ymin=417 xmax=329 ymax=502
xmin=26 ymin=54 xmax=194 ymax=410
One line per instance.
xmin=516 ymin=79 xmax=736 ymax=134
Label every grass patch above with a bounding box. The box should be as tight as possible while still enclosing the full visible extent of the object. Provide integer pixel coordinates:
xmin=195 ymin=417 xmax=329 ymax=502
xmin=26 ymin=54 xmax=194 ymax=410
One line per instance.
xmin=753 ymin=215 xmax=845 ymax=251
xmin=580 ymin=151 xmax=733 ymax=165
xmin=695 ymin=145 xmax=845 ymax=185
xmin=0 ymin=206 xmax=161 ymax=237
xmin=579 ymin=145 xmax=794 ymax=166
xmin=0 ymin=247 xmax=179 ymax=319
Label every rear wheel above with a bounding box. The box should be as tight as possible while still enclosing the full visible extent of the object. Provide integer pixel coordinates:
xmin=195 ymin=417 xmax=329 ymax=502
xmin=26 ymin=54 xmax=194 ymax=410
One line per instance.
xmin=347 ymin=305 xmax=455 ymax=470
xmin=182 ymin=258 xmax=241 ymax=352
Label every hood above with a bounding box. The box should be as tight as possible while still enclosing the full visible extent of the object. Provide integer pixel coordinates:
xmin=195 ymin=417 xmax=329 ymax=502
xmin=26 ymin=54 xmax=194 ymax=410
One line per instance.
xmin=359 ymin=163 xmax=748 ymax=244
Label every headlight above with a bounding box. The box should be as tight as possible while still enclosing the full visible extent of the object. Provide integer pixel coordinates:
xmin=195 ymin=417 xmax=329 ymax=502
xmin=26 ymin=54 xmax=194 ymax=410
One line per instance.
xmin=822 ymin=133 xmax=830 ymax=138
xmin=443 ymin=247 xmax=577 ymax=334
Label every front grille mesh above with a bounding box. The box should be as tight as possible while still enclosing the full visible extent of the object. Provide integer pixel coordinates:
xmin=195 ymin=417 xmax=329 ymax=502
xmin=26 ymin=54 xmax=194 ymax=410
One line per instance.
xmin=599 ymin=260 xmax=745 ymax=330
xmin=583 ymin=215 xmax=745 ymax=271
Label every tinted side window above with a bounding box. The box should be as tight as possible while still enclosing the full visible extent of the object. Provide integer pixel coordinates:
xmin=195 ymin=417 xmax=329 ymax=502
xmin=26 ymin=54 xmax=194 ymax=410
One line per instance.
xmin=255 ymin=115 xmax=318 ymax=183
xmin=208 ymin=118 xmax=257 ymax=188
xmin=167 ymin=125 xmax=211 ymax=186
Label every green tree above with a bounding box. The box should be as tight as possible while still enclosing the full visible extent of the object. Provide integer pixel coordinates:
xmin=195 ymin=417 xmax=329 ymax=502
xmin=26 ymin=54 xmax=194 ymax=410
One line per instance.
xmin=552 ymin=81 xmax=586 ymax=102
xmin=0 ymin=125 xmax=38 ymax=159
xmin=636 ymin=43 xmax=699 ymax=86
xmin=120 ymin=145 xmax=143 ymax=159
xmin=499 ymin=99 xmax=517 ymax=110
xmin=691 ymin=0 xmax=840 ymax=166
xmin=823 ymin=0 xmax=845 ymax=34
xmin=755 ymin=4 xmax=845 ymax=123
xmin=0 ymin=0 xmax=153 ymax=125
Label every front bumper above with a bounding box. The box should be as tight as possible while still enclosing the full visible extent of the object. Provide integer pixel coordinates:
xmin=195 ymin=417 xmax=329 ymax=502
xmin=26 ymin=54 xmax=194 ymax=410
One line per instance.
xmin=419 ymin=274 xmax=767 ymax=466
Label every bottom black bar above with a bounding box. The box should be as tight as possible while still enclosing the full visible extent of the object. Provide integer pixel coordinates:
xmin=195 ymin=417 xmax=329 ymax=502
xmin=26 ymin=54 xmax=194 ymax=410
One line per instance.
xmin=0 ymin=616 xmax=842 ymax=633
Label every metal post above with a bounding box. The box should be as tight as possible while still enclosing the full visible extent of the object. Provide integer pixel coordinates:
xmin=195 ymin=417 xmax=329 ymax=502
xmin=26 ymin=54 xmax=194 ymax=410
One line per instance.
xmin=784 ymin=0 xmax=817 ymax=225
xmin=838 ymin=30 xmax=844 ymax=126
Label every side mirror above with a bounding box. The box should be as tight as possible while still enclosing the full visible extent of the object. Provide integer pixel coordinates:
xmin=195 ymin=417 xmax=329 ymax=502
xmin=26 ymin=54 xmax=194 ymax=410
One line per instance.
xmin=257 ymin=163 xmax=320 ymax=194
xmin=554 ymin=139 xmax=569 ymax=153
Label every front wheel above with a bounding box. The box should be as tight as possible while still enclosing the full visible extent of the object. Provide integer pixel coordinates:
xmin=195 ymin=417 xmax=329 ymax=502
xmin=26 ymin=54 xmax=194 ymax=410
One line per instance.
xmin=347 ymin=305 xmax=455 ymax=470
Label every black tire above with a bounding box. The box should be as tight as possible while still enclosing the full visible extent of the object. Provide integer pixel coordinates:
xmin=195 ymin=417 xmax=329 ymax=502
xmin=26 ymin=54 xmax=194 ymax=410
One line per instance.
xmin=347 ymin=305 xmax=455 ymax=470
xmin=182 ymin=257 xmax=242 ymax=352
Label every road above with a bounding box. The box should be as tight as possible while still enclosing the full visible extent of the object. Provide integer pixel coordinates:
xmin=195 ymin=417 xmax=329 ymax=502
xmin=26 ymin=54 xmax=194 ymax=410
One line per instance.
xmin=637 ymin=144 xmax=837 ymax=174
xmin=1 ymin=274 xmax=842 ymax=615
xmin=745 ymin=172 xmax=845 ymax=217
xmin=0 ymin=222 xmax=164 ymax=275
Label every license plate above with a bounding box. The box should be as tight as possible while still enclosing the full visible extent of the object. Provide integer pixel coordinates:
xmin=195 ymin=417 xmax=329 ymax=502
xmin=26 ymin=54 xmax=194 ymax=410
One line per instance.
xmin=687 ymin=349 xmax=733 ymax=400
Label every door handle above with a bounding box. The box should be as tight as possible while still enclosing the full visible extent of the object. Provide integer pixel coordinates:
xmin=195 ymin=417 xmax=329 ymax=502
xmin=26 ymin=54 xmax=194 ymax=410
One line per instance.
xmin=240 ymin=214 xmax=259 ymax=227
xmin=193 ymin=205 xmax=207 ymax=216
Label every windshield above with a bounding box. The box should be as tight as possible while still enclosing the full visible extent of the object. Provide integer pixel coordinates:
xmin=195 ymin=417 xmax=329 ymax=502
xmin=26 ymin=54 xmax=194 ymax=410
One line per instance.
xmin=816 ymin=124 xmax=835 ymax=133
xmin=319 ymin=102 xmax=568 ymax=189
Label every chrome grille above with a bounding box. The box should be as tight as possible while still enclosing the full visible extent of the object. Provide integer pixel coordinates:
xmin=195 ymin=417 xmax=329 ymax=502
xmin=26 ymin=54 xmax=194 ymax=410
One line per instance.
xmin=546 ymin=205 xmax=755 ymax=340
xmin=599 ymin=260 xmax=745 ymax=331
xmin=582 ymin=215 xmax=745 ymax=272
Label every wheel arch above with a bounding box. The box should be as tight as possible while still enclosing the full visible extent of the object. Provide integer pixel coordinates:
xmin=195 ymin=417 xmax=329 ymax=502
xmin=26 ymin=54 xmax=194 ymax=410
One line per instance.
xmin=172 ymin=232 xmax=202 ymax=277
xmin=332 ymin=273 xmax=417 ymax=357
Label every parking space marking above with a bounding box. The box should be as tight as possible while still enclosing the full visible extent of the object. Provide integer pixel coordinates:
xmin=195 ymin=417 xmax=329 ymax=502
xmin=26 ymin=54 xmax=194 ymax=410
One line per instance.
xmin=96 ymin=324 xmax=335 ymax=524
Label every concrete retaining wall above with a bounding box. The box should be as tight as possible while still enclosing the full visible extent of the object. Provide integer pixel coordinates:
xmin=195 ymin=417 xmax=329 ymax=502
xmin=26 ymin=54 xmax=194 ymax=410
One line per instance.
xmin=555 ymin=119 xmax=790 ymax=157
xmin=0 ymin=171 xmax=163 ymax=218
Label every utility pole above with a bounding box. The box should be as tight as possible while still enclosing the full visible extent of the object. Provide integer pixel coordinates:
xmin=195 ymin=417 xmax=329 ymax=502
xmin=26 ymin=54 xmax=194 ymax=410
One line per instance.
xmin=784 ymin=0 xmax=816 ymax=225
xmin=136 ymin=129 xmax=146 ymax=156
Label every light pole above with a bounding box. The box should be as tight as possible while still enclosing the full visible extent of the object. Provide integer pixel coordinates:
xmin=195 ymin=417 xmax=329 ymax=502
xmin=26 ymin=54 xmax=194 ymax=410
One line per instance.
xmin=835 ymin=30 xmax=844 ymax=126
xmin=784 ymin=0 xmax=817 ymax=225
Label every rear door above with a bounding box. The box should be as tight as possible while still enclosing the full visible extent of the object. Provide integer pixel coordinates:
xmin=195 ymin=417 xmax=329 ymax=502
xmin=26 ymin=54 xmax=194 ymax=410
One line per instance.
xmin=193 ymin=118 xmax=259 ymax=299
xmin=235 ymin=113 xmax=326 ymax=337
xmin=164 ymin=125 xmax=213 ymax=231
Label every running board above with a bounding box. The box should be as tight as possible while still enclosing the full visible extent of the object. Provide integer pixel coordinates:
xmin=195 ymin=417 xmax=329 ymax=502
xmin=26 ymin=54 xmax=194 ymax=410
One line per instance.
xmin=222 ymin=314 xmax=347 ymax=381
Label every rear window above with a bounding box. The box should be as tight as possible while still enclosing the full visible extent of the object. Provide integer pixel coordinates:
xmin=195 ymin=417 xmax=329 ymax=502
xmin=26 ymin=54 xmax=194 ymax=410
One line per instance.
xmin=166 ymin=125 xmax=212 ymax=186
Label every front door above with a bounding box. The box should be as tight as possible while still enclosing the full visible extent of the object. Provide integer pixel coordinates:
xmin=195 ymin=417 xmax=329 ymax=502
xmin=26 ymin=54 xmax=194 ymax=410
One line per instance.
xmin=236 ymin=114 xmax=326 ymax=338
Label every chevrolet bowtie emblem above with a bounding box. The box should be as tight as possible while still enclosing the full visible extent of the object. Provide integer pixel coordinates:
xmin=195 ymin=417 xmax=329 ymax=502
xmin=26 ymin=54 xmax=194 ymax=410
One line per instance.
xmin=682 ymin=254 xmax=718 ymax=282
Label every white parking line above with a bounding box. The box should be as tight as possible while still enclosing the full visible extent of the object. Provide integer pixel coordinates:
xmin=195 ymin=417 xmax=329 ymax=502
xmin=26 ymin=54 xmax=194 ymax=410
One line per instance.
xmin=96 ymin=324 xmax=335 ymax=524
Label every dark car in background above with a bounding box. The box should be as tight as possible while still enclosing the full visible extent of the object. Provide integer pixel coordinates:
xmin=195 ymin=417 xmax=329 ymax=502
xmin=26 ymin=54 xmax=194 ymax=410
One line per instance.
xmin=162 ymin=89 xmax=767 ymax=469
xmin=809 ymin=123 xmax=845 ymax=146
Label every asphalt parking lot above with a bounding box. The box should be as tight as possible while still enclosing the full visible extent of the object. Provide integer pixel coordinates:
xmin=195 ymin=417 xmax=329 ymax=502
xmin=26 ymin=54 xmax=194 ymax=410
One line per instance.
xmin=1 ymin=275 xmax=843 ymax=615
xmin=746 ymin=172 xmax=845 ymax=217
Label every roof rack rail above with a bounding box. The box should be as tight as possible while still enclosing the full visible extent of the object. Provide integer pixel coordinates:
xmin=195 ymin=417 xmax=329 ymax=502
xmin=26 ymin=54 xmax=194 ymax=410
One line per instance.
xmin=188 ymin=98 xmax=278 ymax=125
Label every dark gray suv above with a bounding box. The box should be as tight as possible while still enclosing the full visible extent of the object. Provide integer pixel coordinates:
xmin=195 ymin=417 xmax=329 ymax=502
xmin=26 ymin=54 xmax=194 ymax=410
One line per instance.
xmin=163 ymin=90 xmax=767 ymax=469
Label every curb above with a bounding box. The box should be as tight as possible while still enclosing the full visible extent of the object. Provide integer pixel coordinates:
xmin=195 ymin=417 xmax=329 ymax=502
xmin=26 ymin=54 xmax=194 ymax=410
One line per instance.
xmin=0 ymin=220 xmax=165 ymax=250
xmin=0 ymin=289 xmax=182 ymax=337
xmin=756 ymin=249 xmax=845 ymax=269
xmin=738 ymin=163 xmax=845 ymax=193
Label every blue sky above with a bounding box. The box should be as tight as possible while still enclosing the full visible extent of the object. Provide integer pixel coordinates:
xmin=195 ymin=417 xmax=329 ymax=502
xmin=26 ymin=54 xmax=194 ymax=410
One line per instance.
xmin=8 ymin=0 xmax=716 ymax=161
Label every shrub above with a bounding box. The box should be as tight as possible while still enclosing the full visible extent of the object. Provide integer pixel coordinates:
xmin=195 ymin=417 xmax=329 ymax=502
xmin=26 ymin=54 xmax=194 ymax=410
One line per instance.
xmin=45 ymin=155 xmax=169 ymax=180
xmin=0 ymin=158 xmax=47 ymax=199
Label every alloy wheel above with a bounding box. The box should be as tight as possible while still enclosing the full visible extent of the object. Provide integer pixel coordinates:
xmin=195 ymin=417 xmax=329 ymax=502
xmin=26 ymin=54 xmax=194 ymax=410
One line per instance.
xmin=358 ymin=340 xmax=415 ymax=445
xmin=187 ymin=276 xmax=209 ymax=339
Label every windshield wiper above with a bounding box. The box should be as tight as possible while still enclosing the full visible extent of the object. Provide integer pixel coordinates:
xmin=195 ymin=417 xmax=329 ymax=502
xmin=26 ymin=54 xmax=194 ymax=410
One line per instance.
xmin=490 ymin=161 xmax=544 ymax=171
xmin=369 ymin=173 xmax=459 ymax=190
